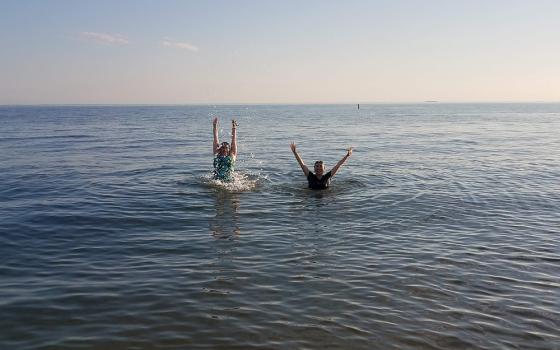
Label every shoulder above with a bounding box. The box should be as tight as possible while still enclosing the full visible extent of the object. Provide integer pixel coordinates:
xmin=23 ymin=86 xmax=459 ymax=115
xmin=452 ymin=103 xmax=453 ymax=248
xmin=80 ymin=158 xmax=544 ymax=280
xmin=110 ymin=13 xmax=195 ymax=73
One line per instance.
xmin=325 ymin=171 xmax=333 ymax=179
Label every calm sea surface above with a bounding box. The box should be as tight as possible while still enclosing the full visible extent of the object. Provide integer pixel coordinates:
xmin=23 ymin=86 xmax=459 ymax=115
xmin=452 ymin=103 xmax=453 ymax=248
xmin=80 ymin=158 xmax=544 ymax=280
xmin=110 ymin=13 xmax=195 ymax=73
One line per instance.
xmin=1 ymin=104 xmax=559 ymax=349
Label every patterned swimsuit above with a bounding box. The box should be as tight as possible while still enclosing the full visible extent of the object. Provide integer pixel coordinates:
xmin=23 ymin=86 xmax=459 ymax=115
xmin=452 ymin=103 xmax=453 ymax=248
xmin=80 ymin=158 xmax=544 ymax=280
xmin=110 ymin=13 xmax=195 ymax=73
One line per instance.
xmin=213 ymin=155 xmax=235 ymax=181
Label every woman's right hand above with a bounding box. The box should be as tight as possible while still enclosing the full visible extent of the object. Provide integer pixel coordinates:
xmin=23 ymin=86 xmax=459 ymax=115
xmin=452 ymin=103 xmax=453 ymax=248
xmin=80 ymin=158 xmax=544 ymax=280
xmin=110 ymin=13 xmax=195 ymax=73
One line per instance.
xmin=290 ymin=142 xmax=297 ymax=153
xmin=213 ymin=117 xmax=218 ymax=127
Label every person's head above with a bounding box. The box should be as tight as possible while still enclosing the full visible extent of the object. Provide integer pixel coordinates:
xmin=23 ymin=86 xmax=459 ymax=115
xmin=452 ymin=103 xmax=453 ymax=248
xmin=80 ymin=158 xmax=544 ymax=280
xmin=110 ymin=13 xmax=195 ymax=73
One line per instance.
xmin=314 ymin=161 xmax=325 ymax=176
xmin=218 ymin=142 xmax=230 ymax=155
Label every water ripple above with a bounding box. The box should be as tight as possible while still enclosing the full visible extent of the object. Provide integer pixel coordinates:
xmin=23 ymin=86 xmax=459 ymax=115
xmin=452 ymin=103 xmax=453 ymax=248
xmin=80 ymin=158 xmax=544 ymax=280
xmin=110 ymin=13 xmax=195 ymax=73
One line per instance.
xmin=1 ymin=104 xmax=560 ymax=349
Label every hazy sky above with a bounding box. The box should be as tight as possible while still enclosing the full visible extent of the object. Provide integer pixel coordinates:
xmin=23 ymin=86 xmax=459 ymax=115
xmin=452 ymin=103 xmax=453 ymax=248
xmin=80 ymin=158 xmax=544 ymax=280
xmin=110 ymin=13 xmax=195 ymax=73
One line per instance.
xmin=1 ymin=0 xmax=559 ymax=104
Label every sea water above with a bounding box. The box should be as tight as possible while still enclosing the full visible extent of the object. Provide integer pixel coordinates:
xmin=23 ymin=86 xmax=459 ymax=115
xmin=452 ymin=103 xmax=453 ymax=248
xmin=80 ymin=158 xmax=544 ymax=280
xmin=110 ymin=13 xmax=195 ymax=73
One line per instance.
xmin=1 ymin=104 xmax=559 ymax=349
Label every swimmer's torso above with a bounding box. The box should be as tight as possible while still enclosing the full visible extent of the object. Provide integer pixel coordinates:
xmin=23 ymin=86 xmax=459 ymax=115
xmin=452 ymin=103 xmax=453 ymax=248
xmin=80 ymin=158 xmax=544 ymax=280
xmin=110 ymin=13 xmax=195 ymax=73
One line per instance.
xmin=213 ymin=155 xmax=235 ymax=181
xmin=307 ymin=171 xmax=332 ymax=190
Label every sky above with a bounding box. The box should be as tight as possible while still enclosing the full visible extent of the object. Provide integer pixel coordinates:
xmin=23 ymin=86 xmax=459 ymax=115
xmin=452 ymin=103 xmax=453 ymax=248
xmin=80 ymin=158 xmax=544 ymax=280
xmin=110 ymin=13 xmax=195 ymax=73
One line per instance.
xmin=1 ymin=0 xmax=559 ymax=104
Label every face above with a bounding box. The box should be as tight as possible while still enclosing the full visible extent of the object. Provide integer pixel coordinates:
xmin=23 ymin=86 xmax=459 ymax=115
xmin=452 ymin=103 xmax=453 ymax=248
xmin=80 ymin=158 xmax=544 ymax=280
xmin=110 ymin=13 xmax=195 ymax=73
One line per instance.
xmin=314 ymin=162 xmax=325 ymax=175
xmin=218 ymin=143 xmax=230 ymax=155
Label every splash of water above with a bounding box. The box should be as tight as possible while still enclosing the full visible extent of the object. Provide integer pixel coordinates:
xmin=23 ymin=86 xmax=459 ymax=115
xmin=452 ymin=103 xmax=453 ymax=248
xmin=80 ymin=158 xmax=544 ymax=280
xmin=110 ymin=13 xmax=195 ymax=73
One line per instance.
xmin=204 ymin=171 xmax=264 ymax=192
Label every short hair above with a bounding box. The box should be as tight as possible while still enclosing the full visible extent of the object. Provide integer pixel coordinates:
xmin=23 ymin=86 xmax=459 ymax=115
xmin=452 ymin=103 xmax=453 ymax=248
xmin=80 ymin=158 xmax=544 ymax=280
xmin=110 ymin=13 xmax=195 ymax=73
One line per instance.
xmin=314 ymin=161 xmax=324 ymax=165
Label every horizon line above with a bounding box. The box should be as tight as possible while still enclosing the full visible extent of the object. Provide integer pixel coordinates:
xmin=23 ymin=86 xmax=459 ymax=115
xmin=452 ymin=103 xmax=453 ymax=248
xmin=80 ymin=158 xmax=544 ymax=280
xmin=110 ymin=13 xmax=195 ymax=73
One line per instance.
xmin=2 ymin=100 xmax=560 ymax=107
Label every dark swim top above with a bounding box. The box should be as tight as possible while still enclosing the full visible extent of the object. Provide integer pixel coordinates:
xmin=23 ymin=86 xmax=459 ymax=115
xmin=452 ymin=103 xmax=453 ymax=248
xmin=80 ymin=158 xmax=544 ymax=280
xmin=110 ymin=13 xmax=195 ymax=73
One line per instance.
xmin=307 ymin=171 xmax=332 ymax=190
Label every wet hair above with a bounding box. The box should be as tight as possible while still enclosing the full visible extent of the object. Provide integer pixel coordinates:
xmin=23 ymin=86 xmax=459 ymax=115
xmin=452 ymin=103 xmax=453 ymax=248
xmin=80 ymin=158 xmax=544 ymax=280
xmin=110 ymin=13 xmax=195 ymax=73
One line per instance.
xmin=314 ymin=161 xmax=324 ymax=166
xmin=220 ymin=142 xmax=230 ymax=148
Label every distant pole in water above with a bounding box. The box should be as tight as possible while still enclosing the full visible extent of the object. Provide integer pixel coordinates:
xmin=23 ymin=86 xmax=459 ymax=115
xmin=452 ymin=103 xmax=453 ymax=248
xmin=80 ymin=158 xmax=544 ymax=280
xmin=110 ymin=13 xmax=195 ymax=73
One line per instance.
xmin=357 ymin=104 xmax=360 ymax=110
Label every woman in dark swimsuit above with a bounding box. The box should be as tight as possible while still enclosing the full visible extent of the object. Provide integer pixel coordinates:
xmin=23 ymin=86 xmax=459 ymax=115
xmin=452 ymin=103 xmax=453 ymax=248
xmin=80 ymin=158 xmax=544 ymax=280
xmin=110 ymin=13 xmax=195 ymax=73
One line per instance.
xmin=290 ymin=142 xmax=353 ymax=190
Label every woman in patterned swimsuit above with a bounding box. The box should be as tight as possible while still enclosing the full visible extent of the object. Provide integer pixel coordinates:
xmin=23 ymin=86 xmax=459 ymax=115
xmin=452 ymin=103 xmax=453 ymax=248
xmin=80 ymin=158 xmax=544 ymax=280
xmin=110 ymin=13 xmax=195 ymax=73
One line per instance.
xmin=212 ymin=118 xmax=237 ymax=181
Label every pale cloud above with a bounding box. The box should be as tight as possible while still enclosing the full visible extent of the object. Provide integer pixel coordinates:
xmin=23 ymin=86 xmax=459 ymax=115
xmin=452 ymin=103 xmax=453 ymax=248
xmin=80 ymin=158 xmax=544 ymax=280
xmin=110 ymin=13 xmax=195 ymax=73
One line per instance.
xmin=81 ymin=32 xmax=129 ymax=45
xmin=162 ymin=37 xmax=199 ymax=52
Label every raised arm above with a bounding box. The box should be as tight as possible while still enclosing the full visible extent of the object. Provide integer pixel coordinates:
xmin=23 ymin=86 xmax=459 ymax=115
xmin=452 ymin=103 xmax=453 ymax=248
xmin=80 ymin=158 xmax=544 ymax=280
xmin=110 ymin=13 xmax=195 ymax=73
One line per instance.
xmin=290 ymin=142 xmax=309 ymax=177
xmin=330 ymin=147 xmax=353 ymax=177
xmin=230 ymin=120 xmax=238 ymax=159
xmin=212 ymin=118 xmax=219 ymax=154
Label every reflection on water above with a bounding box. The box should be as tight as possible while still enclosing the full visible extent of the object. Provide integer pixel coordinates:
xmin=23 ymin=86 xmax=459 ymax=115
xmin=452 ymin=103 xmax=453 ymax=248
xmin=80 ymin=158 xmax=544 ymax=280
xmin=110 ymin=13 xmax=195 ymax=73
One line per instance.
xmin=210 ymin=191 xmax=241 ymax=238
